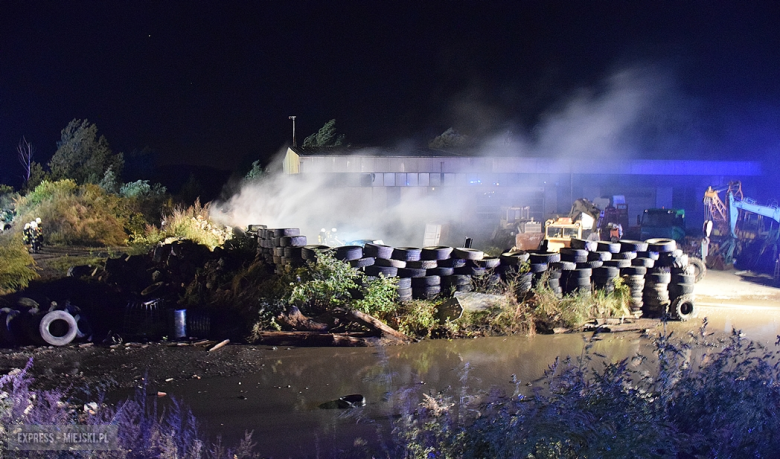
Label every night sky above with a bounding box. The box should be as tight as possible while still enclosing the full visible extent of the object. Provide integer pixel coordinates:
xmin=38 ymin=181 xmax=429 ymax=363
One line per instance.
xmin=2 ymin=1 xmax=780 ymax=188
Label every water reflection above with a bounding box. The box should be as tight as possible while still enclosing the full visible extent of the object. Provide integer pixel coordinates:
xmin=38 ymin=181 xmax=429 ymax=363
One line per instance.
xmin=149 ymin=301 xmax=780 ymax=457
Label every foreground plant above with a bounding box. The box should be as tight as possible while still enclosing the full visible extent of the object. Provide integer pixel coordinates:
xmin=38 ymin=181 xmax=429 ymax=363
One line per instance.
xmin=0 ymin=359 xmax=258 ymax=458
xmin=389 ymin=322 xmax=780 ymax=458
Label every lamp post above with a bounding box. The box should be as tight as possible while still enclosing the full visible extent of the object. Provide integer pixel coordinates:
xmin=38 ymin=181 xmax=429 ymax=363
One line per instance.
xmin=288 ymin=116 xmax=297 ymax=147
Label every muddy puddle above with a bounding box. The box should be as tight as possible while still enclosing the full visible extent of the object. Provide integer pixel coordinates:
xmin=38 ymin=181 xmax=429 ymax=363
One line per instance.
xmin=139 ymin=332 xmax=647 ymax=456
xmin=127 ymin=298 xmax=780 ymax=457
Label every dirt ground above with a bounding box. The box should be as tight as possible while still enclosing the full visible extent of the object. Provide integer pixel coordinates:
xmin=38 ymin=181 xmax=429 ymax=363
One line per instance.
xmin=1 ymin=249 xmax=778 ymax=397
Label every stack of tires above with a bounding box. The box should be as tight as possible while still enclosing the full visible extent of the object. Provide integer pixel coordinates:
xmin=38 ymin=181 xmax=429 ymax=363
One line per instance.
xmin=499 ymin=251 xmax=533 ymax=295
xmin=528 ymin=250 xmax=560 ymax=294
xmin=592 ymin=265 xmax=621 ymax=294
xmin=256 ymin=228 xmax=308 ymax=271
xmin=643 ymin=268 xmax=672 ymax=318
xmin=561 ymin=267 xmax=592 ymax=295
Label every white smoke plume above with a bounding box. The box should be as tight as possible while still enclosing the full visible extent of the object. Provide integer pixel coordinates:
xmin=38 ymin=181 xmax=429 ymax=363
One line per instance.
xmin=212 ymin=65 xmax=685 ymax=247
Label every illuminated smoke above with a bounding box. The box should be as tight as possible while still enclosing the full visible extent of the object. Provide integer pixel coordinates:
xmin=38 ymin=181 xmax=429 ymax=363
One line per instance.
xmin=212 ymin=65 xmax=684 ymax=246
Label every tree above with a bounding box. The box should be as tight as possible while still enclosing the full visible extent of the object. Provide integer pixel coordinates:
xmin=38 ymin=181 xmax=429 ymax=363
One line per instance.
xmin=17 ymin=137 xmax=34 ymax=186
xmin=429 ymin=127 xmax=469 ymax=150
xmin=49 ymin=119 xmax=124 ymax=184
xmin=244 ymin=160 xmax=263 ymax=182
xmin=302 ymin=119 xmax=346 ymax=148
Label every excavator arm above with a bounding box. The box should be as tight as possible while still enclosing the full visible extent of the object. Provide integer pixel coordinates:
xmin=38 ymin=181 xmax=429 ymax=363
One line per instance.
xmin=728 ymin=192 xmax=780 ymax=238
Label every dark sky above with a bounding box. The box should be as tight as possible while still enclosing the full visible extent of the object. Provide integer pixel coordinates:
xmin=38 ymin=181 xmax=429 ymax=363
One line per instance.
xmin=2 ymin=1 xmax=780 ymax=187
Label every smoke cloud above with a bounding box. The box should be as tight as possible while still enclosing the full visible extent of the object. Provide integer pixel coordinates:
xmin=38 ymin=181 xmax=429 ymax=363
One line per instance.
xmin=212 ymin=65 xmax=699 ymax=246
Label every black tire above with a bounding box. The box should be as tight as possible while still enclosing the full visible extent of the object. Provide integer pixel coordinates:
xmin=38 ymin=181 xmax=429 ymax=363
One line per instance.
xmin=421 ymin=246 xmax=453 ymax=260
xmin=619 ymin=240 xmax=648 ymax=252
xmin=364 ymin=265 xmax=398 ymax=277
xmin=445 ymin=274 xmax=472 ymax=286
xmin=636 ymin=251 xmax=660 ymax=260
xmin=406 ymin=260 xmax=438 ymax=270
xmin=272 ymin=228 xmax=300 ymax=237
xmin=398 ymin=267 xmax=428 ymax=278
xmin=648 ymin=271 xmax=672 ymax=284
xmin=673 ymin=273 xmax=696 ymax=285
xmin=612 ymin=252 xmax=637 ymax=260
xmin=603 ymin=259 xmax=631 ymax=268
xmin=302 ymin=245 xmax=329 ymax=260
xmin=438 ymin=258 xmax=466 ymax=268
xmin=335 ymin=246 xmax=363 ymax=261
xmin=364 ymin=243 xmax=394 ymax=259
xmin=632 ymin=257 xmax=655 ymax=268
xmin=596 ymin=241 xmax=621 ymax=253
xmin=580 ymin=261 xmax=603 ymax=269
xmin=280 ymin=235 xmax=308 ymax=247
xmin=39 ymin=310 xmax=78 ymax=346
xmin=284 ymin=247 xmax=304 ymax=259
xmin=500 ymin=251 xmax=530 ymax=265
xmin=478 ymin=257 xmax=501 ymax=269
xmin=452 ymin=248 xmax=484 ymax=260
xmin=588 ymin=251 xmax=613 ymax=261
xmin=550 ymin=261 xmax=576 ymax=271
xmin=529 ymin=262 xmax=548 ymax=273
xmin=375 ymin=258 xmax=407 ymax=268
xmin=645 ymin=238 xmax=677 ymax=253
xmin=688 ymin=257 xmax=706 ymax=283
xmin=570 ymin=238 xmax=598 ymax=252
xmin=622 ymin=266 xmax=647 ymax=276
xmin=560 ymin=248 xmax=589 ymax=258
xmin=455 ymin=266 xmax=486 ymax=277
xmin=593 ymin=266 xmax=620 ymax=278
xmin=570 ymin=268 xmax=592 ymax=278
xmin=392 ymin=247 xmax=422 ymax=261
xmin=529 ymin=252 xmax=561 ymax=264
xmin=350 ymin=257 xmax=375 ymax=268
xmin=397 ymin=277 xmax=413 ymax=289
xmin=412 ymin=275 xmax=441 ymax=287
xmin=397 ymin=287 xmax=413 ymax=299
xmin=429 ymin=267 xmax=455 ymax=277
xmin=670 ymin=294 xmax=697 ymax=321
xmin=560 ymin=253 xmax=588 ymax=263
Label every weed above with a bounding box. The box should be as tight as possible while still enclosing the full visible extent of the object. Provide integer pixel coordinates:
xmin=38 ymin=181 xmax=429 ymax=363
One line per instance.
xmin=353 ymin=274 xmax=399 ymax=321
xmin=392 ymin=300 xmax=440 ymax=338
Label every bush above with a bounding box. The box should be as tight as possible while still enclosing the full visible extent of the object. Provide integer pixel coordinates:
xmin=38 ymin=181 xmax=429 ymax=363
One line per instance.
xmin=134 ymin=199 xmax=231 ymax=250
xmin=0 ymin=233 xmax=38 ymax=294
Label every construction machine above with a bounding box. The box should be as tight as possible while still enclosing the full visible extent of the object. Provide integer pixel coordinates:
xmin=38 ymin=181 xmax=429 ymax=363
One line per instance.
xmin=542 ymin=217 xmax=582 ymax=252
xmin=491 ymin=206 xmax=544 ymax=251
xmin=714 ymin=191 xmax=780 ymax=281
xmin=639 ymin=207 xmax=707 ymax=282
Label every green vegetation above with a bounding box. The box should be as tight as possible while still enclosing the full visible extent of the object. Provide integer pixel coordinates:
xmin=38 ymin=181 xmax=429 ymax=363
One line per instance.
xmin=302 ymin=119 xmax=346 ymax=148
xmin=49 ymin=118 xmax=124 ymax=185
xmin=133 ymin=199 xmax=232 ymax=250
xmin=0 ymin=233 xmax=39 ymax=294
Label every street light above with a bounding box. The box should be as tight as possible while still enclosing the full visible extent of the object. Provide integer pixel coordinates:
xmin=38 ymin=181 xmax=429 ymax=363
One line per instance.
xmin=288 ymin=116 xmax=297 ymax=147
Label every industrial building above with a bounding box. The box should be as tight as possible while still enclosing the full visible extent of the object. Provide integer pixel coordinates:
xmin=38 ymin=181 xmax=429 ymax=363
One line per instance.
xmin=282 ymin=146 xmax=764 ymax=244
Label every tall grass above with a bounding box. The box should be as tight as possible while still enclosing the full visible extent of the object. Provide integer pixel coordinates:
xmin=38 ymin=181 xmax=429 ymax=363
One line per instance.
xmin=14 ymin=180 xmax=129 ymax=246
xmin=134 ymin=199 xmax=232 ymax=250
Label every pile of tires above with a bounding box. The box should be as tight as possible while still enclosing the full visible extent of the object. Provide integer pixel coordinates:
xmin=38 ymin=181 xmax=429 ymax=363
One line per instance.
xmin=643 ymin=268 xmax=672 ymax=318
xmin=256 ymin=227 xmax=310 ymax=271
